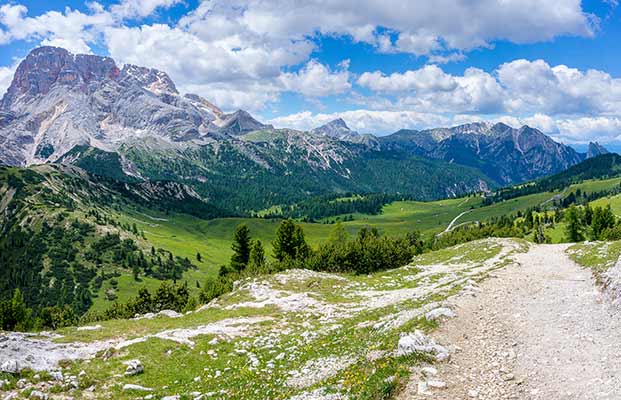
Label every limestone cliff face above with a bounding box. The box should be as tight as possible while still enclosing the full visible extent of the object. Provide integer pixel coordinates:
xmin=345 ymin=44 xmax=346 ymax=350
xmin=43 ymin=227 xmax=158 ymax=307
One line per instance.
xmin=0 ymin=46 xmax=224 ymax=166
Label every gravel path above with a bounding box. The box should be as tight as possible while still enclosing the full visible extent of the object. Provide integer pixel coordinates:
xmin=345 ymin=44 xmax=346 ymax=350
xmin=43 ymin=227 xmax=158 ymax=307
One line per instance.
xmin=400 ymin=243 xmax=621 ymax=400
xmin=442 ymin=210 xmax=472 ymax=233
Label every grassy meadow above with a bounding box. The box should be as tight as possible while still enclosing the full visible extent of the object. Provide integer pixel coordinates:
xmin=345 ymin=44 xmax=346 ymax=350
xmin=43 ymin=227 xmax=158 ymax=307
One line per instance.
xmin=89 ymin=176 xmax=621 ymax=311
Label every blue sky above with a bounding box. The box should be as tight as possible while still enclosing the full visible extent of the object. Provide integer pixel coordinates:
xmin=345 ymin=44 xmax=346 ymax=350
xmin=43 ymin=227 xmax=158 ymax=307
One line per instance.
xmin=1 ymin=0 xmax=621 ymax=146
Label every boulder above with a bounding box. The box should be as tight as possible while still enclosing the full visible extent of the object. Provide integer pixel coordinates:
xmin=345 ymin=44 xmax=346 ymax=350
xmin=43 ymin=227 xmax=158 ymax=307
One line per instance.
xmin=0 ymin=359 xmax=20 ymax=374
xmin=29 ymin=391 xmax=48 ymax=400
xmin=123 ymin=359 xmax=144 ymax=376
xmin=123 ymin=384 xmax=153 ymax=392
xmin=397 ymin=330 xmax=450 ymax=361
xmin=49 ymin=371 xmax=63 ymax=381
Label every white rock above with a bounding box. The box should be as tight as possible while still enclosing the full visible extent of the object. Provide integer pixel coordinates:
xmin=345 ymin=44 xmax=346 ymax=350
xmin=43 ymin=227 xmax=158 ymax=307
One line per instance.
xmin=468 ymin=389 xmax=479 ymax=398
xmin=123 ymin=384 xmax=153 ymax=392
xmin=427 ymin=379 xmax=447 ymax=389
xmin=0 ymin=359 xmax=20 ymax=374
xmin=123 ymin=359 xmax=144 ymax=376
xmin=29 ymin=391 xmax=48 ymax=400
xmin=421 ymin=367 xmax=438 ymax=376
xmin=417 ymin=381 xmax=430 ymax=395
xmin=76 ymin=324 xmax=102 ymax=331
xmin=49 ymin=371 xmax=63 ymax=381
xmin=502 ymin=373 xmax=515 ymax=381
xmin=397 ymin=330 xmax=450 ymax=361
xmin=425 ymin=307 xmax=456 ymax=321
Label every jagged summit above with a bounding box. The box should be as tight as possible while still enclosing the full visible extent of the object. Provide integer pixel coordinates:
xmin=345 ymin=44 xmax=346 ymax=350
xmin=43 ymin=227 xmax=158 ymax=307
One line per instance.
xmin=0 ymin=46 xmax=259 ymax=165
xmin=311 ymin=117 xmax=359 ymax=140
xmin=215 ymin=109 xmax=273 ymax=136
xmin=380 ymin=122 xmax=584 ymax=184
xmin=120 ymin=64 xmax=178 ymax=94
xmin=0 ymin=46 xmax=119 ymax=110
xmin=587 ymin=141 xmax=609 ymax=158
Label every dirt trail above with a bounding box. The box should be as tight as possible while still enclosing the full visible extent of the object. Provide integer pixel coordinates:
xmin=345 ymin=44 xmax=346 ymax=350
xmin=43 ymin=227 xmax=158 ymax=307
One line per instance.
xmin=400 ymin=243 xmax=621 ymax=400
xmin=442 ymin=210 xmax=472 ymax=233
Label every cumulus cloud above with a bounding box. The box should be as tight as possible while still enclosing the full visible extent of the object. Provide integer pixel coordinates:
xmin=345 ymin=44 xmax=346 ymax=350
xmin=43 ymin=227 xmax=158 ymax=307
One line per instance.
xmin=110 ymin=0 xmax=182 ymax=19
xmin=498 ymin=59 xmax=621 ymax=115
xmin=0 ymin=63 xmax=17 ymax=95
xmin=357 ymin=66 xmax=504 ymax=114
xmin=357 ymin=60 xmax=621 ymax=118
xmin=177 ymin=0 xmax=594 ymax=58
xmin=279 ymin=60 xmax=351 ymax=97
xmin=0 ymin=4 xmax=113 ymax=52
xmin=268 ymin=109 xmax=450 ymax=134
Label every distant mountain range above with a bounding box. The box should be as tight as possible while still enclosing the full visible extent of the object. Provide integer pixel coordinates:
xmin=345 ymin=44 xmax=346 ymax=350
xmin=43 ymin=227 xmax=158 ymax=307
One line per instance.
xmin=0 ymin=46 xmax=610 ymax=213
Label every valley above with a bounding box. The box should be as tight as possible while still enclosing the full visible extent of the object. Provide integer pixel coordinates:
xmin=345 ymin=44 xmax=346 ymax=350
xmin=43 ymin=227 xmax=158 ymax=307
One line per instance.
xmin=2 ymin=45 xmax=621 ymax=400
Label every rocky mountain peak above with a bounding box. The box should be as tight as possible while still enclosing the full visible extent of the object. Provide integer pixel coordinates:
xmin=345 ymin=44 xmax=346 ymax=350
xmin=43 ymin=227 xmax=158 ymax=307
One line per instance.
xmin=184 ymin=94 xmax=224 ymax=118
xmin=587 ymin=141 xmax=609 ymax=158
xmin=1 ymin=46 xmax=119 ymax=110
xmin=311 ymin=118 xmax=358 ymax=139
xmin=328 ymin=118 xmax=349 ymax=129
xmin=214 ymin=109 xmax=273 ymax=135
xmin=120 ymin=64 xmax=177 ymax=94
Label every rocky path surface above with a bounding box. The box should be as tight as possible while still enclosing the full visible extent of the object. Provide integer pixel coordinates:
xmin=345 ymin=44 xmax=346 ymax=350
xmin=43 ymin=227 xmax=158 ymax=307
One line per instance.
xmin=400 ymin=243 xmax=621 ymax=400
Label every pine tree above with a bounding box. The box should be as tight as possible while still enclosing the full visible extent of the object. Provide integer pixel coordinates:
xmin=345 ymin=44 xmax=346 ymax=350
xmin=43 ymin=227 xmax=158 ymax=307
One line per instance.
xmin=584 ymin=203 xmax=593 ymax=225
xmin=196 ymin=252 xmax=202 ymax=262
xmin=564 ymin=205 xmax=584 ymax=242
xmin=591 ymin=205 xmax=616 ymax=240
xmin=132 ymin=264 xmax=140 ymax=281
xmin=230 ymin=224 xmax=251 ymax=271
xmin=248 ymin=240 xmax=266 ymax=272
xmin=272 ymin=219 xmax=310 ymax=261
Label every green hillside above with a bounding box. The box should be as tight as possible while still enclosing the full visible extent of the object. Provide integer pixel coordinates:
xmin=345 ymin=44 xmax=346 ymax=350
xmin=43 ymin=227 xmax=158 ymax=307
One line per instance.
xmin=3 ymin=154 xmax=621 ymax=323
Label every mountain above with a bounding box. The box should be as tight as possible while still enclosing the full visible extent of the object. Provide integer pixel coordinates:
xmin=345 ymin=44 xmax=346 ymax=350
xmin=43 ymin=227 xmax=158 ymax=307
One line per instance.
xmin=311 ymin=118 xmax=357 ymax=138
xmin=311 ymin=118 xmax=379 ymax=147
xmin=379 ymin=122 xmax=585 ymax=184
xmin=587 ymin=141 xmax=609 ymax=158
xmin=0 ymin=46 xmax=595 ymax=212
xmin=214 ymin=109 xmax=273 ymax=136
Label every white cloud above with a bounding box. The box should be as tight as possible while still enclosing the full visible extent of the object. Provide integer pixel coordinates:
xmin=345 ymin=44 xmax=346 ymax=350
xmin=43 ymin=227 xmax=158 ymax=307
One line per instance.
xmin=358 ymin=65 xmax=457 ymax=92
xmin=175 ymin=0 xmax=594 ymax=59
xmin=0 ymin=4 xmax=114 ymax=52
xmin=358 ymin=66 xmax=504 ymax=114
xmin=268 ymin=109 xmax=450 ymax=134
xmin=110 ymin=0 xmax=181 ymax=19
xmin=103 ymin=24 xmax=348 ymax=110
xmin=0 ymin=63 xmax=17 ymax=96
xmin=498 ymin=59 xmax=621 ymax=115
xmin=357 ymin=60 xmax=621 ymax=118
xmin=279 ymin=60 xmax=351 ymax=97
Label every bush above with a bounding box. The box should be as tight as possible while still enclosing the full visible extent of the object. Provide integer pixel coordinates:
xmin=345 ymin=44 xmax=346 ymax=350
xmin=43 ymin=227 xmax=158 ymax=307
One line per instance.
xmin=308 ymin=227 xmax=417 ymax=274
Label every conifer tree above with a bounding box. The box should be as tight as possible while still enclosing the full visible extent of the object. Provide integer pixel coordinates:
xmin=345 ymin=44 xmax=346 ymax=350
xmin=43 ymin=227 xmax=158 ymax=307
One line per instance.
xmin=231 ymin=224 xmax=251 ymax=271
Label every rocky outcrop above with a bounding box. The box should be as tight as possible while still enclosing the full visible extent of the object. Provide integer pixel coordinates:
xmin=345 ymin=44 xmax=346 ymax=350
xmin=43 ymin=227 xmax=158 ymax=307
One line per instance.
xmin=0 ymin=46 xmax=226 ymax=165
xmin=587 ymin=141 xmax=609 ymax=158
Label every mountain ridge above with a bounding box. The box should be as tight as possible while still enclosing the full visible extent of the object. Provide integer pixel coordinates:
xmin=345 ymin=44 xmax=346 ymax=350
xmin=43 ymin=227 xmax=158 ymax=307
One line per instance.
xmin=0 ymin=46 xmax=609 ymax=212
